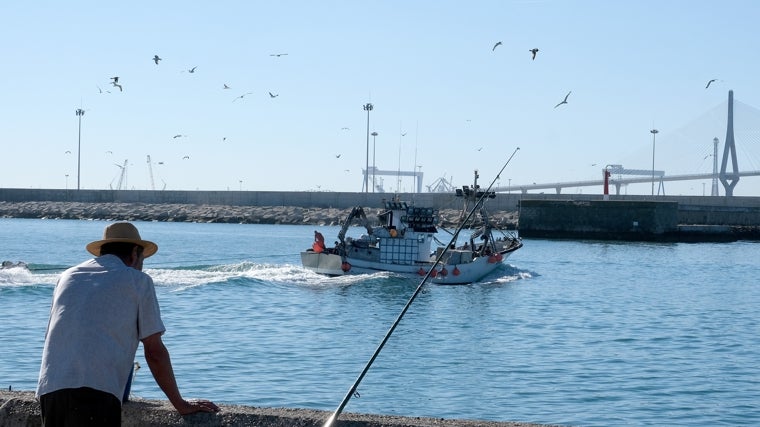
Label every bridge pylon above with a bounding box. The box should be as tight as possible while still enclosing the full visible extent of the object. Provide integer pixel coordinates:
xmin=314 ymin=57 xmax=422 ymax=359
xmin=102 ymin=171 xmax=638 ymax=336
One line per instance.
xmin=719 ymin=90 xmax=740 ymax=196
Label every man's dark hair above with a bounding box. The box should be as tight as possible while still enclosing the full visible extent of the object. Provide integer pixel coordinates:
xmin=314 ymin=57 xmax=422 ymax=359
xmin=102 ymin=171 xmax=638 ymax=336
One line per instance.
xmin=100 ymin=242 xmax=144 ymax=260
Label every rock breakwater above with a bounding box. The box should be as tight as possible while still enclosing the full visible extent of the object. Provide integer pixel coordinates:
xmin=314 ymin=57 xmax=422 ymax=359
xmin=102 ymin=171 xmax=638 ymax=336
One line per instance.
xmin=0 ymin=201 xmax=519 ymax=228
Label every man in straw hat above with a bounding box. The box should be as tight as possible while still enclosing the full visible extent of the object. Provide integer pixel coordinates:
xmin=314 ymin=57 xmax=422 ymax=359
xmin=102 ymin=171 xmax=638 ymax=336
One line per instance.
xmin=37 ymin=222 xmax=218 ymax=425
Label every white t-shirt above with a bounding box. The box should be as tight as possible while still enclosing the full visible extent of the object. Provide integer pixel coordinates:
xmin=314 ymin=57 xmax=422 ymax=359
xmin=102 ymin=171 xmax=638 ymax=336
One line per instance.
xmin=37 ymin=254 xmax=166 ymax=401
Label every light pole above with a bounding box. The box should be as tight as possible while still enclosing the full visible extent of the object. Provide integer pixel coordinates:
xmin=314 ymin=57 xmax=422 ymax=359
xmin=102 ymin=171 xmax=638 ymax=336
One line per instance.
xmin=65 ymin=174 xmax=69 ymax=190
xmin=650 ymin=128 xmax=658 ymax=196
xmin=371 ymin=131 xmax=378 ymax=192
xmin=363 ymin=103 xmax=373 ymax=192
xmin=76 ymin=108 xmax=85 ymax=190
xmin=239 ymin=180 xmax=243 ymax=191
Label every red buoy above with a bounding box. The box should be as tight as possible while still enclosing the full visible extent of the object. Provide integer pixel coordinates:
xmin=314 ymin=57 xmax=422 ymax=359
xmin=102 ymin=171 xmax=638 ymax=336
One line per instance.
xmin=341 ymin=262 xmax=351 ymax=272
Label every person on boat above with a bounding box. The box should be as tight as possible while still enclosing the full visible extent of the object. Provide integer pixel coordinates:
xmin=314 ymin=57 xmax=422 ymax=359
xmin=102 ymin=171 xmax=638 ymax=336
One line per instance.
xmin=313 ymin=230 xmax=326 ymax=253
xmin=37 ymin=222 xmax=219 ymax=426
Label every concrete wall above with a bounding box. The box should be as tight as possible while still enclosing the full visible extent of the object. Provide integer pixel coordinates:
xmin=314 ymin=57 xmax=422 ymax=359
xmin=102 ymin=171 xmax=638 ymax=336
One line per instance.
xmin=3 ymin=188 xmax=760 ymax=226
xmin=519 ymin=199 xmax=680 ymax=240
xmin=0 ymin=391 xmax=549 ymax=427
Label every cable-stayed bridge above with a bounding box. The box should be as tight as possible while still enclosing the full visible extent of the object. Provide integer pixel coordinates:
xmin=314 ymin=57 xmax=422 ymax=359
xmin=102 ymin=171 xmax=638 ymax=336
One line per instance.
xmin=495 ymin=90 xmax=760 ymax=196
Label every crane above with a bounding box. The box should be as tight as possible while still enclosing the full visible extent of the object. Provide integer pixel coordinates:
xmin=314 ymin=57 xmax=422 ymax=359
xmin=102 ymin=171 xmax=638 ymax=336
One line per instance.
xmin=147 ymin=155 xmax=155 ymax=190
xmin=114 ymin=160 xmax=128 ymax=190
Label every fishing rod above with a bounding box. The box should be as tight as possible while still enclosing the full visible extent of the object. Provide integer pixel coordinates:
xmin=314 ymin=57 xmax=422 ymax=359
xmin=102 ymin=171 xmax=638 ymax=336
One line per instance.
xmin=323 ymin=146 xmax=520 ymax=427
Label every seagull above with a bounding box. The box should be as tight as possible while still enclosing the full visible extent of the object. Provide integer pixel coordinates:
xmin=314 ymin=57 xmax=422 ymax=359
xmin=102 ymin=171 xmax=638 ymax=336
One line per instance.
xmin=233 ymin=92 xmax=253 ymax=102
xmin=268 ymin=92 xmax=278 ymax=98
xmin=65 ymin=150 xmax=71 ymax=154
xmin=554 ymin=91 xmax=571 ymax=108
xmin=492 ymin=41 xmax=502 ymax=51
xmin=185 ymin=66 xmax=197 ymax=73
xmin=401 ymin=132 xmax=407 ymax=136
xmin=152 ymin=55 xmax=161 ymax=65
xmin=269 ymin=53 xmax=288 ymax=57
xmin=223 ymin=84 xmax=230 ymax=89
xmin=335 ymin=154 xmax=341 ymax=158
xmin=111 ymin=82 xmax=123 ymax=92
xmin=172 ymin=134 xmax=185 ymax=139
xmin=222 ymin=137 xmax=227 ymax=142
xmin=705 ymin=79 xmax=717 ymax=89
xmin=105 ymin=150 xmax=113 ymax=154
xmin=182 ymin=155 xmax=190 ymax=160
xmin=341 ymin=127 xmax=350 ymax=130
xmin=110 ymin=76 xmax=119 ymax=83
xmin=529 ymin=48 xmax=539 ymax=60
xmin=158 ymin=161 xmax=164 ymax=165
xmin=477 ymin=147 xmax=483 ymax=151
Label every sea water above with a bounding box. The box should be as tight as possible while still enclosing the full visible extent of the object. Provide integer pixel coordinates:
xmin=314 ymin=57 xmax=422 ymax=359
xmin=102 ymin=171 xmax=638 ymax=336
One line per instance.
xmin=1 ymin=218 xmax=759 ymax=426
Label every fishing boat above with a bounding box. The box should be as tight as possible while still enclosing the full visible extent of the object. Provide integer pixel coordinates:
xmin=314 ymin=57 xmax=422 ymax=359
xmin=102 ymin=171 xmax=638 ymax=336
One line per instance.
xmin=300 ymin=171 xmax=522 ymax=284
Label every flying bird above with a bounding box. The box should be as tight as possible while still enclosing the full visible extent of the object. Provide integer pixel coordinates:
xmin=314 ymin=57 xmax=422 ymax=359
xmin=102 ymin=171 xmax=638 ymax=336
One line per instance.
xmin=152 ymin=55 xmax=161 ymax=64
xmin=65 ymin=150 xmax=71 ymax=154
xmin=182 ymin=155 xmax=190 ymax=160
xmin=554 ymin=91 xmax=571 ymax=108
xmin=105 ymin=150 xmax=113 ymax=154
xmin=270 ymin=53 xmax=288 ymax=57
xmin=110 ymin=76 xmax=119 ymax=83
xmin=341 ymin=127 xmax=350 ymax=130
xmin=492 ymin=41 xmax=502 ymax=51
xmin=172 ymin=134 xmax=185 ymax=139
xmin=233 ymin=92 xmax=253 ymax=102
xmin=335 ymin=154 xmax=341 ymax=158
xmin=185 ymin=66 xmax=197 ymax=73
xmin=705 ymin=79 xmax=717 ymax=89
xmin=529 ymin=48 xmax=539 ymax=60
xmin=223 ymin=84 xmax=230 ymax=89
xmin=111 ymin=82 xmax=123 ymax=92
xmin=268 ymin=92 xmax=279 ymax=98
xmin=401 ymin=132 xmax=407 ymax=136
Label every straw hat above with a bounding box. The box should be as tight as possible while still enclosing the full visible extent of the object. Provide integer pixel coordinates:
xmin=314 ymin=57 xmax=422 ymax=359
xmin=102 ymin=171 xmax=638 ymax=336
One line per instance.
xmin=86 ymin=222 xmax=158 ymax=258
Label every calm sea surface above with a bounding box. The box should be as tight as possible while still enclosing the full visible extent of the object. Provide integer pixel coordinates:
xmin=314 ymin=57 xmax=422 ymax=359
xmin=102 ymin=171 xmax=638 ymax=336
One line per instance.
xmin=1 ymin=218 xmax=759 ymax=426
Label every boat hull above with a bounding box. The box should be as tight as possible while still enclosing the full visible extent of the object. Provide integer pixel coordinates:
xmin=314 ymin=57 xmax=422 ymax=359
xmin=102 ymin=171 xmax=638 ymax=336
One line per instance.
xmin=300 ymin=244 xmax=520 ymax=285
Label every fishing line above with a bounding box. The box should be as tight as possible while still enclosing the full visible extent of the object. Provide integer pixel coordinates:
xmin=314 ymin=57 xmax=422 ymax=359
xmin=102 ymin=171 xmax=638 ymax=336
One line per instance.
xmin=323 ymin=147 xmax=520 ymax=427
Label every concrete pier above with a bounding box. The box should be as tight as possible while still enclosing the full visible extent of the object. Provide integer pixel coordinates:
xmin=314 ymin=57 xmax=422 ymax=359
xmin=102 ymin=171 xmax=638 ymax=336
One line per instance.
xmin=0 ymin=390 xmax=557 ymax=427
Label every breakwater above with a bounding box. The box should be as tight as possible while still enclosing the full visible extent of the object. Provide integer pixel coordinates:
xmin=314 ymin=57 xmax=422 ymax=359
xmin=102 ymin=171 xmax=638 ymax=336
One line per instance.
xmin=2 ymin=188 xmax=760 ymax=241
xmin=0 ymin=201 xmax=519 ymax=228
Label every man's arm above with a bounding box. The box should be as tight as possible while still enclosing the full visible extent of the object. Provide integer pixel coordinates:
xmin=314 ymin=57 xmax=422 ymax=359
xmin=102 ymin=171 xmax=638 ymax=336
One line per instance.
xmin=141 ymin=332 xmax=219 ymax=415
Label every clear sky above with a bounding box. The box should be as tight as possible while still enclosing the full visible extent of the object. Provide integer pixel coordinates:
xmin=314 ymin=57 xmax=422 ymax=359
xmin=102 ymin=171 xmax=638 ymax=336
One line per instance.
xmin=2 ymin=1 xmax=760 ymax=196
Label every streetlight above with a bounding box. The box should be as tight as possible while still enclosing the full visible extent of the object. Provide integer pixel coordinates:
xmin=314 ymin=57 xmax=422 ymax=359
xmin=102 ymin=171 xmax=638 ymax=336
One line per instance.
xmin=650 ymin=128 xmax=658 ymax=196
xmin=371 ymin=131 xmax=378 ymax=192
xmin=76 ymin=108 xmax=86 ymax=190
xmin=363 ymin=103 xmax=373 ymax=192
xmin=65 ymin=174 xmax=69 ymax=190
xmin=239 ymin=180 xmax=243 ymax=191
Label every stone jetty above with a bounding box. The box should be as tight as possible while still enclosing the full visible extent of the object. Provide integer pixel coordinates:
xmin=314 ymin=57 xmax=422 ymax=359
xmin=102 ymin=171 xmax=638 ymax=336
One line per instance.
xmin=0 ymin=201 xmax=519 ymax=229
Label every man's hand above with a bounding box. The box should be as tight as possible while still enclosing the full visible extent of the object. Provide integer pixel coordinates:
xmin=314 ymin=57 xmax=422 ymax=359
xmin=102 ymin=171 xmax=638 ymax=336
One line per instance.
xmin=176 ymin=398 xmax=220 ymax=415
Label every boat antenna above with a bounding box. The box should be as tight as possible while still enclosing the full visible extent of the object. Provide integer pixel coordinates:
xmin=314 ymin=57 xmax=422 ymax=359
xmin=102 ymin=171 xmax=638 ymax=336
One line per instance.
xmin=323 ymin=146 xmax=520 ymax=427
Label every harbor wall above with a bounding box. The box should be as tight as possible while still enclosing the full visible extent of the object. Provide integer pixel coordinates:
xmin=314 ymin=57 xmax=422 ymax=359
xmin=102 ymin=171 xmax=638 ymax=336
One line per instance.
xmin=2 ymin=189 xmax=760 ymax=239
xmin=3 ymin=188 xmax=760 ymax=218
xmin=518 ymin=200 xmax=681 ymax=240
